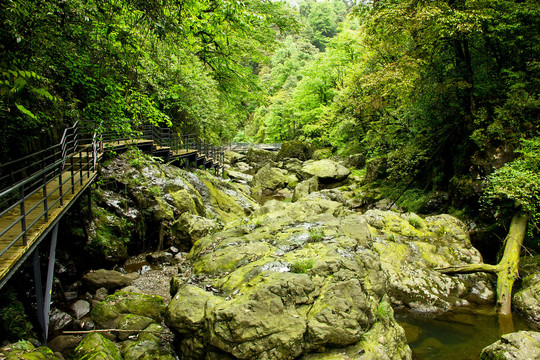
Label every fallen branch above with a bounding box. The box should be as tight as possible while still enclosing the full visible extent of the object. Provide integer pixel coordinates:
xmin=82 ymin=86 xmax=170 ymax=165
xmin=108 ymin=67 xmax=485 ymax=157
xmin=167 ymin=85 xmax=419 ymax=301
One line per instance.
xmin=61 ymin=329 xmax=173 ymax=341
xmin=436 ymin=263 xmax=499 ymax=274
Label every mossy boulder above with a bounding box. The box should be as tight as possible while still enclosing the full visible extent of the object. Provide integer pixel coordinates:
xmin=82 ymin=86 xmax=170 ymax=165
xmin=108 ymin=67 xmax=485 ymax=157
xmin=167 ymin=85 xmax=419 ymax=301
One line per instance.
xmin=0 ymin=341 xmax=60 ymax=360
xmin=72 ymin=333 xmax=122 ymax=360
xmin=365 ymin=210 xmax=495 ymax=311
xmin=277 ymin=140 xmax=314 ymax=161
xmin=245 ymin=148 xmax=277 ymax=165
xmin=91 ymin=291 xmax=165 ymax=330
xmin=167 ymin=199 xmax=405 ymax=359
xmin=300 ymin=159 xmax=350 ymax=183
xmin=480 ymin=331 xmax=540 ymax=360
xmin=513 ymin=273 xmax=540 ymax=324
xmin=292 ymin=176 xmax=319 ymax=202
xmin=252 ymin=164 xmax=287 ymax=193
xmin=83 ymin=269 xmax=139 ymax=291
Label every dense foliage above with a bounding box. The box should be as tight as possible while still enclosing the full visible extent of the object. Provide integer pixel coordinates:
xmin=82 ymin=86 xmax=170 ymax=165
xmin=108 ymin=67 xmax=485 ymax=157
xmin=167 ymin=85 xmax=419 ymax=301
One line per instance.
xmin=0 ymin=0 xmax=296 ymax=162
xmin=2 ymin=0 xmax=539 ymax=223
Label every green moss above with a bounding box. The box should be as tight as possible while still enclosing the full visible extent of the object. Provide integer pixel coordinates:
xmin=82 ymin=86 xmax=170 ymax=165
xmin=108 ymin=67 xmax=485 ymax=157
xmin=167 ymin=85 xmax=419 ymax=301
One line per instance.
xmin=408 ymin=213 xmax=424 ymax=229
xmin=72 ymin=333 xmax=122 ymax=360
xmin=290 ymin=258 xmax=315 ymax=273
xmin=0 ymin=289 xmax=35 ymax=341
xmin=308 ymin=228 xmax=326 ymax=242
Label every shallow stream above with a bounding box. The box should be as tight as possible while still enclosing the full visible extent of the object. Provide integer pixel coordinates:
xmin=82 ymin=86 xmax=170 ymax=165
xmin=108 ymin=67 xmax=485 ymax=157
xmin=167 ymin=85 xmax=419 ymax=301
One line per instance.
xmin=396 ymin=306 xmax=536 ymax=360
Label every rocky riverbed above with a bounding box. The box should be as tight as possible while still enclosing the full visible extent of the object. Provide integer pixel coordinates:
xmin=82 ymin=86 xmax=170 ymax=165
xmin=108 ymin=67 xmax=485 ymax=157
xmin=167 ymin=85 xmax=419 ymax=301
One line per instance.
xmin=1 ymin=146 xmax=539 ymax=359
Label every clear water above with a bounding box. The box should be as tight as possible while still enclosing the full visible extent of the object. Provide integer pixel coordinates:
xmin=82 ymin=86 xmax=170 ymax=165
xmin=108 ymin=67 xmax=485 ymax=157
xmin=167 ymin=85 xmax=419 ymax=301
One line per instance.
xmin=395 ymin=306 xmax=537 ymax=360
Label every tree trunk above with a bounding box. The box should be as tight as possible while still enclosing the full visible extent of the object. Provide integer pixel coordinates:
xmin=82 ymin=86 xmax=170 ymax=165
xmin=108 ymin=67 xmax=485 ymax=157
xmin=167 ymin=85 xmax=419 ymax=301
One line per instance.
xmin=495 ymin=212 xmax=529 ymax=315
xmin=437 ymin=211 xmax=529 ymax=315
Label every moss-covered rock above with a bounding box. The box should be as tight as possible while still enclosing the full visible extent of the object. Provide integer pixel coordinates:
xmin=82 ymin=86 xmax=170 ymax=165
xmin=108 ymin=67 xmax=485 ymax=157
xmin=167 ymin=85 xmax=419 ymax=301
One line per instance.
xmin=277 ymin=140 xmax=314 ymax=161
xmin=365 ymin=210 xmax=495 ymax=311
xmin=91 ymin=291 xmax=165 ymax=329
xmin=83 ymin=269 xmax=139 ymax=290
xmin=72 ymin=333 xmax=122 ymax=360
xmin=300 ymin=159 xmax=350 ymax=183
xmin=245 ymin=148 xmax=277 ymax=165
xmin=0 ymin=341 xmax=60 ymax=360
xmin=480 ymin=331 xmax=540 ymax=360
xmin=167 ymin=199 xmax=404 ymax=360
xmin=252 ymin=164 xmax=287 ymax=193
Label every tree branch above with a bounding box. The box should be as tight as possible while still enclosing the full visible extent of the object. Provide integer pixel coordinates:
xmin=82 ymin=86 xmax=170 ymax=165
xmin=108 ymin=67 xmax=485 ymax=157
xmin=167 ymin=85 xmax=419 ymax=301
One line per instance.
xmin=436 ymin=263 xmax=499 ymax=274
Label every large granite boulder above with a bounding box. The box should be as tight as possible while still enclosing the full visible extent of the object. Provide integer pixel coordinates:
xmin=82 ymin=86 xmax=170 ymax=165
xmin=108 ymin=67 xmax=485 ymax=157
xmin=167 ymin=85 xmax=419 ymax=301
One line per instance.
xmin=252 ymin=164 xmax=287 ymax=193
xmin=480 ymin=331 xmax=540 ymax=360
xmin=276 ymin=140 xmax=314 ymax=161
xmin=364 ymin=209 xmax=495 ymax=311
xmin=300 ymin=159 xmax=350 ymax=183
xmin=166 ymin=199 xmax=411 ymax=360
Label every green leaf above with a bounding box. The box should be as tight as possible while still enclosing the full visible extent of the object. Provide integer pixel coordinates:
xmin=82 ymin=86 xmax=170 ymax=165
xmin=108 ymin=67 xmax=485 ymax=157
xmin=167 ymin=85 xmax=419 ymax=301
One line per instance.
xmin=15 ymin=104 xmax=36 ymax=119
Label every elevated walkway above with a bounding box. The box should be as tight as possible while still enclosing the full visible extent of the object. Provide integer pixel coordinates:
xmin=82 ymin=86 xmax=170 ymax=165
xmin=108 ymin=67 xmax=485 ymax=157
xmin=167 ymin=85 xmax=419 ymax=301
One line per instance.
xmin=0 ymin=122 xmax=224 ymax=342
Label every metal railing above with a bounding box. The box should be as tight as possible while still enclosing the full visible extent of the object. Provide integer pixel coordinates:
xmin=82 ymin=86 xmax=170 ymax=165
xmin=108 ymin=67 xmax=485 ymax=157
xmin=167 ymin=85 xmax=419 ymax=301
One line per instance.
xmin=0 ymin=140 xmax=97 ymax=257
xmin=226 ymin=142 xmax=282 ymax=152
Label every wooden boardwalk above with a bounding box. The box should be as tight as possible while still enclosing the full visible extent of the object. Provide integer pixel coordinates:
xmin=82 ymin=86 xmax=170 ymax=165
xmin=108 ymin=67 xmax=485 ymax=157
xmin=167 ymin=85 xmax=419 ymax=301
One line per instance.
xmin=0 ymin=134 xmax=222 ymax=288
xmin=0 ymin=168 xmax=97 ymax=285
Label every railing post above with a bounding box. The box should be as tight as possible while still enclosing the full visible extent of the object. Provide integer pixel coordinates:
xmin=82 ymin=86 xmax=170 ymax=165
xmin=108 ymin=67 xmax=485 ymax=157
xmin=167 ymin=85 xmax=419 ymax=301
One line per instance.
xmin=79 ymin=148 xmax=83 ymax=185
xmin=70 ymin=155 xmax=75 ymax=194
xmin=59 ymin=171 xmax=63 ymax=207
xmin=20 ymin=185 xmax=27 ymax=246
xmin=43 ymin=174 xmax=48 ymax=223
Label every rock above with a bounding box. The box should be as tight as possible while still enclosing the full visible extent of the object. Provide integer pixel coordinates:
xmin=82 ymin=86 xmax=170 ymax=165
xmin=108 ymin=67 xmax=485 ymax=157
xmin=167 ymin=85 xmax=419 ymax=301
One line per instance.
xmin=365 ymin=157 xmax=387 ymax=183
xmin=47 ymin=335 xmax=83 ymax=359
xmin=300 ymin=159 xmax=350 ymax=183
xmin=365 ymin=210 xmax=495 ymax=311
xmin=91 ymin=291 xmax=165 ymax=329
xmin=86 ymin=206 xmax=131 ymax=263
xmin=199 ymin=174 xmax=258 ymax=222
xmin=281 ymin=158 xmax=304 ymax=174
xmin=227 ymin=170 xmax=253 ymax=184
xmin=480 ymin=330 xmax=540 ymax=360
xmin=117 ymin=314 xmax=156 ymax=340
xmin=513 ymin=273 xmax=540 ymax=324
xmin=123 ymin=337 xmax=176 ymax=360
xmin=167 ymin=200 xmax=407 ymax=360
xmin=94 ymin=287 xmax=108 ymax=301
xmin=63 ymin=291 xmax=78 ymax=302
xmin=83 ymin=269 xmax=139 ymax=290
xmin=153 ymin=197 xmax=175 ymax=222
xmin=167 ymin=189 xmax=198 ymax=215
xmin=276 ymin=140 xmax=314 ymax=161
xmin=171 ymin=213 xmax=220 ymax=248
xmin=344 ymin=154 xmax=366 ymax=169
xmin=224 ymin=151 xmax=246 ymax=165
xmin=245 ymin=148 xmax=277 ymax=165
xmin=234 ymin=161 xmax=251 ymax=173
xmin=0 ymin=341 xmax=61 ymax=359
xmin=146 ymin=251 xmax=174 ymax=265
xmin=70 ymin=300 xmax=90 ymax=319
xmin=49 ymin=309 xmax=73 ymax=333
xmin=292 ymin=177 xmax=319 ymax=202
xmin=252 ymin=164 xmax=287 ymax=193
xmin=72 ymin=333 xmax=122 ymax=360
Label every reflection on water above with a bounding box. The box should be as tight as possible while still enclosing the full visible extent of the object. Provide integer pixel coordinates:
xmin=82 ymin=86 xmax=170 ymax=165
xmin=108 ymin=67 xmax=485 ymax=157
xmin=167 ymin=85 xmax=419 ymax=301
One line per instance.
xmin=395 ymin=306 xmax=535 ymax=360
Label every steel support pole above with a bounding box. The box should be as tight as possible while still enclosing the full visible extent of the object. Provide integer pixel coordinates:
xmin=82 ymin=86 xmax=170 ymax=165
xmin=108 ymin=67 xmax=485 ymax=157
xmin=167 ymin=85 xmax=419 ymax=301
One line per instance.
xmin=32 ymin=223 xmax=59 ymax=344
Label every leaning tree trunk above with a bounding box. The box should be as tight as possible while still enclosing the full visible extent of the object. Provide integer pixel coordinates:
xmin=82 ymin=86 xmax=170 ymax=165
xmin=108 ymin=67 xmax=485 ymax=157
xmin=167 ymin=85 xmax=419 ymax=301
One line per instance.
xmin=438 ymin=212 xmax=529 ymax=315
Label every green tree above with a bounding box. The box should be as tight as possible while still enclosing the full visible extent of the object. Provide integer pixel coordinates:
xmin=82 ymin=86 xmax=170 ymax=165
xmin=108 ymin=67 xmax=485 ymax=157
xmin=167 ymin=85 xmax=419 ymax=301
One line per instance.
xmin=439 ymin=137 xmax=540 ymax=315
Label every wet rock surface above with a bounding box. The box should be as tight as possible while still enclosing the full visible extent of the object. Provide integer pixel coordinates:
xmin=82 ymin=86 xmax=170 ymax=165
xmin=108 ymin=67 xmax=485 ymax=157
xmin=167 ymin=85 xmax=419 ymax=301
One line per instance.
xmin=480 ymin=330 xmax=540 ymax=360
